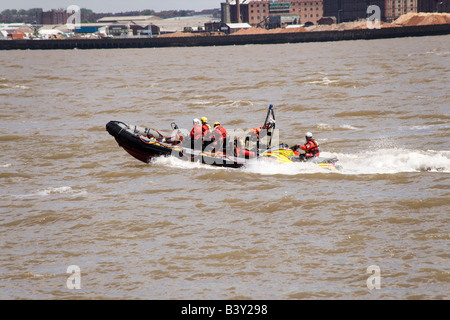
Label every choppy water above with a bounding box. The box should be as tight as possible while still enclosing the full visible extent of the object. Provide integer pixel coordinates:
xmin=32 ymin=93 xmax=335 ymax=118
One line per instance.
xmin=0 ymin=35 xmax=449 ymax=300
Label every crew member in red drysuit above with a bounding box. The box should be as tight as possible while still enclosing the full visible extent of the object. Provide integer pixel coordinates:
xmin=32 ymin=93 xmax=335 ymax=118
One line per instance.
xmin=211 ymin=122 xmax=227 ymax=153
xmin=234 ymin=136 xmax=256 ymax=159
xmin=292 ymin=132 xmax=320 ymax=159
xmin=190 ymin=118 xmax=203 ymax=149
xmin=248 ymin=119 xmax=275 ymax=141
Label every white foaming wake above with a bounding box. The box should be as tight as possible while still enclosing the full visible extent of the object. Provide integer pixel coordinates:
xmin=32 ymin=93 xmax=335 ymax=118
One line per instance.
xmin=152 ymin=155 xmax=331 ymax=175
xmin=242 ymin=158 xmax=326 ymax=175
xmin=151 ymin=148 xmax=450 ymax=175
xmin=152 ymin=156 xmax=222 ymax=171
xmin=335 ymin=148 xmax=450 ymax=174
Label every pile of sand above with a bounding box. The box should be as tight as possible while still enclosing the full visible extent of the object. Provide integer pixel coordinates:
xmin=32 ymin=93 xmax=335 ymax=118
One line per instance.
xmin=350 ymin=21 xmax=398 ymax=29
xmin=158 ymin=32 xmax=198 ymax=38
xmin=232 ymin=27 xmax=271 ymax=35
xmin=393 ymin=12 xmax=450 ymax=26
xmin=269 ymin=27 xmax=308 ymax=33
xmin=158 ymin=31 xmax=225 ymax=38
xmin=157 ymin=12 xmax=449 ymax=38
xmin=306 ymin=20 xmax=366 ymax=31
xmin=307 ymin=13 xmax=449 ymax=31
xmin=232 ymin=26 xmax=308 ymax=35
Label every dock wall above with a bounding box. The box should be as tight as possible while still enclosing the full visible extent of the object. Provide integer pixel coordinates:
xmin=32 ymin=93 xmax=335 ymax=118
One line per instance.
xmin=1 ymin=24 xmax=449 ymax=50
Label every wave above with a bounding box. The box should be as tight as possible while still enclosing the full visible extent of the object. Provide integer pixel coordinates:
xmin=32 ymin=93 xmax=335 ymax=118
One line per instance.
xmin=230 ymin=100 xmax=254 ymax=107
xmin=242 ymin=158 xmax=325 ymax=175
xmin=152 ymin=154 xmax=334 ymax=175
xmin=191 ymin=100 xmax=215 ymax=106
xmin=151 ymin=148 xmax=450 ymax=175
xmin=407 ymin=123 xmax=450 ymax=132
xmin=424 ymin=49 xmax=449 ymax=56
xmin=0 ymin=83 xmax=31 ymax=90
xmin=317 ymin=123 xmax=362 ymax=131
xmin=12 ymin=186 xmax=88 ymax=199
xmin=335 ymin=148 xmax=450 ymax=174
xmin=36 ymin=186 xmax=76 ymax=196
xmin=302 ymin=76 xmax=359 ymax=88
xmin=152 ymin=156 xmax=221 ymax=171
xmin=304 ymin=76 xmax=339 ymax=86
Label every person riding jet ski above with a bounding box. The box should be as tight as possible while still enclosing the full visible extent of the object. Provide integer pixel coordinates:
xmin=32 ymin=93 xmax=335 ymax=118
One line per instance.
xmin=291 ymin=132 xmax=320 ymax=161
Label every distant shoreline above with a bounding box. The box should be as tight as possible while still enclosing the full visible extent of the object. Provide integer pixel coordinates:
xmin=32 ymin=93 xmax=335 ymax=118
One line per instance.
xmin=1 ymin=23 xmax=449 ymax=50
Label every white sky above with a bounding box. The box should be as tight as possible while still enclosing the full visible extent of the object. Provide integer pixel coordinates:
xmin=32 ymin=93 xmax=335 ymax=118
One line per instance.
xmin=0 ymin=1 xmax=221 ymax=13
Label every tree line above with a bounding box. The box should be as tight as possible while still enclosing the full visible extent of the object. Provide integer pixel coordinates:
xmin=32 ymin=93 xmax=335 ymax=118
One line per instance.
xmin=0 ymin=8 xmax=213 ymax=24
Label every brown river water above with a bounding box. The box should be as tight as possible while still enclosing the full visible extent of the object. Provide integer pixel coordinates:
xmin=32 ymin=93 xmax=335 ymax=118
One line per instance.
xmin=0 ymin=35 xmax=449 ymax=300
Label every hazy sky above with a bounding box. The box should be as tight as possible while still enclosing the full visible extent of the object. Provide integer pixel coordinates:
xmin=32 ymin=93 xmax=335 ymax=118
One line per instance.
xmin=0 ymin=1 xmax=221 ymax=13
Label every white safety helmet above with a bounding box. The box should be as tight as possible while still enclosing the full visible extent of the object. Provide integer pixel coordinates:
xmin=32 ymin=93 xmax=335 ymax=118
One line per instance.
xmin=305 ymin=132 xmax=313 ymax=138
xmin=193 ymin=118 xmax=201 ymax=125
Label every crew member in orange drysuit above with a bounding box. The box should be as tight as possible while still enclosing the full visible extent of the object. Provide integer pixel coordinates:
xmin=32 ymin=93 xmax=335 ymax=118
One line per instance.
xmin=292 ymin=132 xmax=320 ymax=160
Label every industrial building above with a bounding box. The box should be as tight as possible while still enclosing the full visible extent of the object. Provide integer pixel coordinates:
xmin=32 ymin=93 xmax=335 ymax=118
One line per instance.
xmin=221 ymin=0 xmax=449 ymax=26
xmin=35 ymin=8 xmax=68 ymax=25
xmin=221 ymin=1 xmax=324 ymax=27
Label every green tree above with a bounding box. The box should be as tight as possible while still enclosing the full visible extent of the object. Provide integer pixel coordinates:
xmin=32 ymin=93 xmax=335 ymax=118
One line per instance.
xmin=1 ymin=9 xmax=13 ymax=16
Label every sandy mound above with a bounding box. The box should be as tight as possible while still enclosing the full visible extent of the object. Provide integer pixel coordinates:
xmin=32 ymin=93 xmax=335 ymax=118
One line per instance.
xmin=393 ymin=12 xmax=450 ymax=26
xmin=269 ymin=27 xmax=308 ymax=33
xmin=350 ymin=21 xmax=398 ymax=29
xmin=307 ymin=13 xmax=449 ymax=31
xmin=158 ymin=13 xmax=449 ymax=38
xmin=158 ymin=31 xmax=225 ymax=38
xmin=232 ymin=27 xmax=271 ymax=35
xmin=158 ymin=32 xmax=198 ymax=38
xmin=232 ymin=26 xmax=308 ymax=35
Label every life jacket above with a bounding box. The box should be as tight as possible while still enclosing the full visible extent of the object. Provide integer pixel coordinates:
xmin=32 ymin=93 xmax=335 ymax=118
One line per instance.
xmin=235 ymin=137 xmax=255 ymax=159
xmin=302 ymin=139 xmax=319 ymax=157
xmin=209 ymin=125 xmax=227 ymax=153
xmin=249 ymin=126 xmax=263 ymax=139
xmin=213 ymin=125 xmax=227 ymax=141
xmin=202 ymin=123 xmax=212 ymax=137
xmin=190 ymin=126 xmax=202 ymax=140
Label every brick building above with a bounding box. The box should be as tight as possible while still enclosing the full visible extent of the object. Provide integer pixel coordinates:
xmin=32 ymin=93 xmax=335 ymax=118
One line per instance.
xmin=385 ymin=0 xmax=449 ymax=21
xmin=223 ymin=0 xmax=325 ymax=26
xmin=248 ymin=1 xmax=270 ymax=26
xmin=322 ymin=0 xmax=386 ymax=23
xmin=323 ymin=0 xmax=448 ymax=23
xmin=385 ymin=0 xmax=418 ymax=21
xmin=418 ymin=0 xmax=449 ymax=12
xmin=35 ymin=9 xmax=68 ymax=25
xmin=222 ymin=1 xmax=450 ymax=27
xmin=290 ymin=1 xmax=325 ymax=25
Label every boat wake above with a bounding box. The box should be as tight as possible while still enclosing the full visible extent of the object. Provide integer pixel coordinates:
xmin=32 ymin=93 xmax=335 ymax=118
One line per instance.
xmin=152 ymin=148 xmax=450 ymax=175
xmin=332 ymin=148 xmax=450 ymax=174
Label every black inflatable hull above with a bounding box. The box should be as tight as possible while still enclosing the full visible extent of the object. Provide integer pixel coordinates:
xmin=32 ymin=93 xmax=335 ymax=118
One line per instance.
xmin=106 ymin=121 xmax=246 ymax=168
